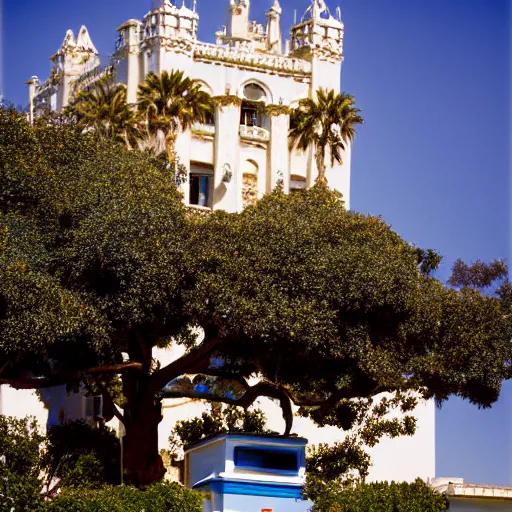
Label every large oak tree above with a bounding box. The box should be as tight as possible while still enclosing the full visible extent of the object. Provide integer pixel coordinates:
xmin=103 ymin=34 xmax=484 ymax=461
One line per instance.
xmin=0 ymin=107 xmax=510 ymax=486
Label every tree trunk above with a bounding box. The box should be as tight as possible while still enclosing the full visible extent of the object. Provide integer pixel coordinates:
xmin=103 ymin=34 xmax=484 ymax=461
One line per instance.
xmin=166 ymin=132 xmax=177 ymax=166
xmin=315 ymin=144 xmax=328 ymax=186
xmin=122 ymin=396 xmax=166 ymax=487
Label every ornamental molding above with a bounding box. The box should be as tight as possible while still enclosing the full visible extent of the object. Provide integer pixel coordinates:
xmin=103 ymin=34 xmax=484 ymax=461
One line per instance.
xmin=193 ymin=42 xmax=312 ymax=77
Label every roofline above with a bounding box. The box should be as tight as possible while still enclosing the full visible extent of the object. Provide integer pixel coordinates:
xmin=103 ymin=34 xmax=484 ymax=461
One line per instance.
xmin=432 ymin=479 xmax=512 ymax=501
xmin=185 ymin=433 xmax=309 ymax=453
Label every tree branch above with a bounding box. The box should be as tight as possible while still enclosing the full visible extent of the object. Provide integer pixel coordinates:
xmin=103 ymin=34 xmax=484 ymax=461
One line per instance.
xmin=148 ymin=336 xmax=226 ymax=395
xmin=96 ymin=380 xmax=125 ymax=426
xmin=162 ymin=378 xmax=294 ymax=435
xmin=0 ymin=362 xmax=143 ymax=390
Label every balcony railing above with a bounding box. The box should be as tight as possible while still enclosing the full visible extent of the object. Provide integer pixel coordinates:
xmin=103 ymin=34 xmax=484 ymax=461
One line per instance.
xmin=239 ymin=125 xmax=270 ymax=142
xmin=191 ymin=123 xmax=216 ymax=136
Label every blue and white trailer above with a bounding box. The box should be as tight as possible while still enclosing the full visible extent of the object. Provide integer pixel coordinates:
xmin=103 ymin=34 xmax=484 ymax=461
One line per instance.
xmin=184 ymin=433 xmax=313 ymax=512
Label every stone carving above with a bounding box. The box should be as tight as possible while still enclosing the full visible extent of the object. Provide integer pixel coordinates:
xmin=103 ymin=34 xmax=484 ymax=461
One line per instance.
xmin=193 ymin=42 xmax=312 ymax=76
xmin=242 ymin=172 xmax=258 ymax=208
xmin=239 ymin=125 xmax=270 ymax=142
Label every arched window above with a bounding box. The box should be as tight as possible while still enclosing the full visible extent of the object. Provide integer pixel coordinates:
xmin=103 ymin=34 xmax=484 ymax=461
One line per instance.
xmin=240 ymin=83 xmax=268 ymax=128
xmin=243 ymin=83 xmax=267 ymax=102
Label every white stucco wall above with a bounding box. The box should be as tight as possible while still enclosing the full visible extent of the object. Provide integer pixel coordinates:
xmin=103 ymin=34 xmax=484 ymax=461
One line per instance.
xmin=0 ymin=386 xmax=48 ymax=428
xmin=449 ymin=498 xmax=512 ymax=511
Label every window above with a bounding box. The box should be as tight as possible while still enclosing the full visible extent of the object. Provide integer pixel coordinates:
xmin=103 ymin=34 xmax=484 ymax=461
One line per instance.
xmin=240 ymin=102 xmax=261 ymax=127
xmin=189 ymin=164 xmax=214 ymax=208
xmin=290 ymin=174 xmax=307 ymax=193
xmin=240 ymin=83 xmax=268 ymax=128
xmin=204 ymin=111 xmax=215 ymax=126
xmin=243 ymin=83 xmax=267 ymax=102
xmin=234 ymin=446 xmax=299 ymax=473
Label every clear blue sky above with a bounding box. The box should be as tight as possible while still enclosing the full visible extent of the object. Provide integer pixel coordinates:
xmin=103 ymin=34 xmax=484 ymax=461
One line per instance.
xmin=2 ymin=0 xmax=511 ymax=486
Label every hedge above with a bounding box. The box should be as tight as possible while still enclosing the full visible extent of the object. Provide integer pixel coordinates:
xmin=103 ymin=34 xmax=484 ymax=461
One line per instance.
xmin=47 ymin=482 xmax=203 ymax=512
xmin=311 ymin=479 xmax=449 ymax=512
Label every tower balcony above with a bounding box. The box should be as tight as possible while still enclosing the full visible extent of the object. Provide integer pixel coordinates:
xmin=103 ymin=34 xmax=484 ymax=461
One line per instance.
xmin=191 ymin=122 xmax=216 ymax=137
xmin=239 ymin=124 xmax=270 ymax=142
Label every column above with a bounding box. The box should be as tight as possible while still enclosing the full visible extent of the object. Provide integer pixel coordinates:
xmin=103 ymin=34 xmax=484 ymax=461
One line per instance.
xmin=213 ymin=103 xmax=241 ymax=212
xmin=268 ymin=112 xmax=290 ymax=193
xmin=175 ymin=129 xmax=192 ymax=203
xmin=125 ymin=21 xmax=141 ymax=105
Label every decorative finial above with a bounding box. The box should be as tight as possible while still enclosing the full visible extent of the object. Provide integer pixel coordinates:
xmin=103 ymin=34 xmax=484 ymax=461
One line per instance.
xmin=193 ymin=0 xmax=197 ymax=12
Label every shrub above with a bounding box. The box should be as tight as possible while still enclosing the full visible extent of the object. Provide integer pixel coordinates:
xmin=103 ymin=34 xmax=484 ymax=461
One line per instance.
xmin=43 ymin=420 xmax=121 ymax=487
xmin=309 ymin=479 xmax=449 ymax=512
xmin=47 ymin=482 xmax=203 ymax=512
xmin=0 ymin=416 xmax=46 ymax=512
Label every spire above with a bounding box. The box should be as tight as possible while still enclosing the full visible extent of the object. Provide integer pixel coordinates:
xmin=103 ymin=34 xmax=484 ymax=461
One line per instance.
xmin=60 ymin=30 xmax=76 ymax=52
xmin=267 ymin=0 xmax=282 ymax=16
xmin=302 ymin=0 xmax=330 ymax=22
xmin=76 ymin=26 xmax=99 ymax=54
xmin=266 ymin=0 xmax=282 ymax=54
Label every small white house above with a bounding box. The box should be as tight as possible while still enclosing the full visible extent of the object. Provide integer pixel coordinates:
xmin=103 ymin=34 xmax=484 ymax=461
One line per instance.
xmin=184 ymin=433 xmax=313 ymax=512
xmin=432 ymin=478 xmax=512 ymax=511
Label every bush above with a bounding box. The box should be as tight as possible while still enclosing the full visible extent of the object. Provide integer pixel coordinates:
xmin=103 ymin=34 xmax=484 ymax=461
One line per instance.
xmin=46 ymin=482 xmax=204 ymax=512
xmin=0 ymin=416 xmax=46 ymax=512
xmin=43 ymin=420 xmax=121 ymax=487
xmin=309 ymin=479 xmax=449 ymax=512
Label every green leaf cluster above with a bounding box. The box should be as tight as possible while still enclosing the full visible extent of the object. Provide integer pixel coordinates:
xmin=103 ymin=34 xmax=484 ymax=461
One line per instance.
xmin=307 ymin=479 xmax=449 ymax=512
xmin=46 ymin=482 xmax=203 ymax=512
xmin=43 ymin=420 xmax=121 ymax=487
xmin=0 ymin=416 xmax=46 ymax=512
xmin=169 ymin=404 xmax=268 ymax=455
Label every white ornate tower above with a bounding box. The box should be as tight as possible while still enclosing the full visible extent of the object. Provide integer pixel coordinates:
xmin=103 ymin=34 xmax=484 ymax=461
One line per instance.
xmin=266 ymin=0 xmax=282 ymax=54
xmin=51 ymin=26 xmax=100 ymax=110
xmin=290 ymin=0 xmax=344 ymax=93
xmin=227 ymin=0 xmax=250 ymax=41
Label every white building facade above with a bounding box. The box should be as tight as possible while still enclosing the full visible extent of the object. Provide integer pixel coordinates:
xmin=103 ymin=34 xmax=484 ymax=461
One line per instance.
xmin=27 ymin=0 xmax=351 ymax=212
xmin=17 ymin=0 xmax=436 ymax=485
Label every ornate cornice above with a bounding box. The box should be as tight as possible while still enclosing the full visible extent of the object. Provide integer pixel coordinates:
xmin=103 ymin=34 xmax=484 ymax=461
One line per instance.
xmin=193 ymin=42 xmax=312 ymax=77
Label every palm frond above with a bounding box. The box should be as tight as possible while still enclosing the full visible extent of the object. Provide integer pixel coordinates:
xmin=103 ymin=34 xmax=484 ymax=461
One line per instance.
xmin=288 ymin=88 xmax=363 ymax=183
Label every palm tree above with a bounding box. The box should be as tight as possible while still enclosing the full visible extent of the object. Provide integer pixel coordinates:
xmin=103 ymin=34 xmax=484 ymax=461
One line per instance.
xmin=70 ymin=80 xmax=139 ymax=147
xmin=137 ymin=70 xmax=213 ymax=163
xmin=289 ymin=88 xmax=363 ymax=186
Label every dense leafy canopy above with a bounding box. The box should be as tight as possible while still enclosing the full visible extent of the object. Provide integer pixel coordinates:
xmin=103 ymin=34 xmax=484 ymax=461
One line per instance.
xmin=0 ymin=106 xmax=510 ymax=486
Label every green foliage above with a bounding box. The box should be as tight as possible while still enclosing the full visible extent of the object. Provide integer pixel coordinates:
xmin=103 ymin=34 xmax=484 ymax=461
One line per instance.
xmin=43 ymin=420 xmax=120 ymax=487
xmin=416 ymin=248 xmax=443 ymax=275
xmin=307 ymin=479 xmax=449 ymax=512
xmin=137 ymin=70 xmax=214 ymax=159
xmin=169 ymin=404 xmax=268 ymax=455
xmin=264 ymin=104 xmax=293 ymax=117
xmin=213 ymin=95 xmax=243 ymax=108
xmin=0 ymin=416 xmax=46 ymax=512
xmin=188 ymin=185 xmax=511 ymax=421
xmin=60 ymin=453 xmax=106 ymax=489
xmin=289 ymin=88 xmax=363 ymax=184
xmin=1 ymin=103 xmax=510 ymax=485
xmin=449 ymin=258 xmax=508 ymax=289
xmin=67 ymin=81 xmax=138 ymax=146
xmin=46 ymin=482 xmax=203 ymax=512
